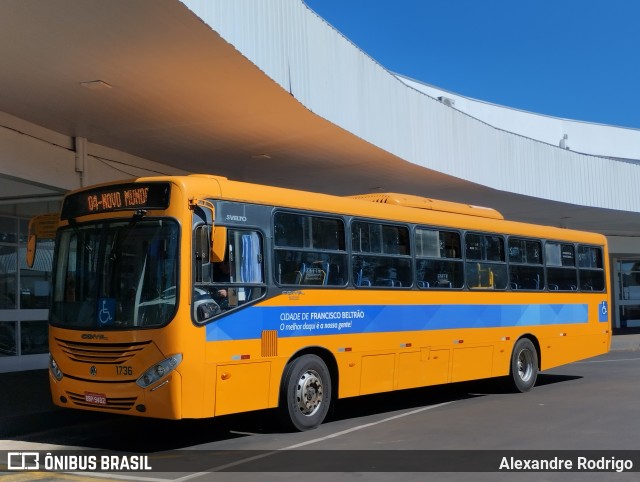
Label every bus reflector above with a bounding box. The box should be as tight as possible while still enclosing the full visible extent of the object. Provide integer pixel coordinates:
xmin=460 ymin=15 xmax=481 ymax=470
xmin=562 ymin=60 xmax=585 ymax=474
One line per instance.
xmin=338 ymin=347 xmax=352 ymax=352
xmin=453 ymin=340 xmax=464 ymax=344
xmin=400 ymin=343 xmax=412 ymax=348
xmin=231 ymin=355 xmax=251 ymax=360
xmin=501 ymin=336 xmax=511 ymax=341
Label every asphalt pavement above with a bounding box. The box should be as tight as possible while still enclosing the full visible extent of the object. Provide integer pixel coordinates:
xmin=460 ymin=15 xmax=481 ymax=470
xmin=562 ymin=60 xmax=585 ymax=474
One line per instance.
xmin=1 ymin=333 xmax=639 ymax=440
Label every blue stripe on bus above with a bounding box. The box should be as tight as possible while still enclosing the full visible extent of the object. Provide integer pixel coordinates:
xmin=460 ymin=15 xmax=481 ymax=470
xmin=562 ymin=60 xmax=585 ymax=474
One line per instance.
xmin=205 ymin=303 xmax=590 ymax=342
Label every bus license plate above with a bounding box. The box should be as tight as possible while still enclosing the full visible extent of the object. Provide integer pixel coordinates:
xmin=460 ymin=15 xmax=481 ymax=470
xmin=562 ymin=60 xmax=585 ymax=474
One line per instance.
xmin=84 ymin=391 xmax=107 ymax=405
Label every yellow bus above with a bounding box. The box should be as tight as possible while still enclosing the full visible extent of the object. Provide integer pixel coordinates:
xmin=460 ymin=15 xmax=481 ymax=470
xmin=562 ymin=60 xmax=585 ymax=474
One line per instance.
xmin=45 ymin=174 xmax=610 ymax=430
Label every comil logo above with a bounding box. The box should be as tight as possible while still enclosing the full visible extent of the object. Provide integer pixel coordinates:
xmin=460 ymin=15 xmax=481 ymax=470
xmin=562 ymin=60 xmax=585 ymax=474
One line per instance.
xmin=81 ymin=333 xmax=108 ymax=340
xmin=8 ymin=452 xmax=40 ymax=470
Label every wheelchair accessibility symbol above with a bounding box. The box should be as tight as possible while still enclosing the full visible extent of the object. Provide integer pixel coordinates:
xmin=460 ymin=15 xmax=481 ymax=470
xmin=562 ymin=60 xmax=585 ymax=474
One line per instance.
xmin=97 ymin=298 xmax=116 ymax=326
xmin=598 ymin=301 xmax=608 ymax=322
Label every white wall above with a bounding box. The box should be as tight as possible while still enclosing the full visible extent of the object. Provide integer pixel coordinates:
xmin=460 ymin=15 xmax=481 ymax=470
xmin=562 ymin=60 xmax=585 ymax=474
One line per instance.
xmin=397 ymin=75 xmax=640 ymax=162
xmin=181 ymin=0 xmax=640 ymax=214
xmin=0 ymin=111 xmax=186 ymax=194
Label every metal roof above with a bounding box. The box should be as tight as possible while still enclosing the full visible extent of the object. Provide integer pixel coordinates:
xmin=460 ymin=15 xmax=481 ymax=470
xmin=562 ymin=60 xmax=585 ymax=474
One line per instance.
xmin=0 ymin=0 xmax=640 ymax=236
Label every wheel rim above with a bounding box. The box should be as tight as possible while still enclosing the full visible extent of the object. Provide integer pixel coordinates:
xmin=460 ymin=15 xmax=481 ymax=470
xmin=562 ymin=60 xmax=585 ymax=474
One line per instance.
xmin=517 ymin=348 xmax=534 ymax=382
xmin=295 ymin=369 xmax=323 ymax=416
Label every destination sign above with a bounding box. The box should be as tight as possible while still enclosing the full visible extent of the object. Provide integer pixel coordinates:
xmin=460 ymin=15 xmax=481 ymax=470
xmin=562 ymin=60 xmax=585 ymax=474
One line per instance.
xmin=61 ymin=183 xmax=171 ymax=220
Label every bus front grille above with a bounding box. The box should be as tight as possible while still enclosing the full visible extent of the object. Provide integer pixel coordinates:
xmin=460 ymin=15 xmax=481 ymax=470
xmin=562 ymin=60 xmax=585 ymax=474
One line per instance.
xmin=55 ymin=338 xmax=151 ymax=364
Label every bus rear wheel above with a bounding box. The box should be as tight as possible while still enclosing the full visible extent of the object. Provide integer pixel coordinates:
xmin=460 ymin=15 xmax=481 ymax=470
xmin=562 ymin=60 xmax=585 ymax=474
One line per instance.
xmin=508 ymin=338 xmax=538 ymax=392
xmin=279 ymin=354 xmax=331 ymax=431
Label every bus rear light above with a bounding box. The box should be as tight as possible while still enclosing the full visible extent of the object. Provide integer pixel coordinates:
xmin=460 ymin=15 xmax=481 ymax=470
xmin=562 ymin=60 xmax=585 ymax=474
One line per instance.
xmin=136 ymin=354 xmax=182 ymax=388
xmin=49 ymin=354 xmax=63 ymax=381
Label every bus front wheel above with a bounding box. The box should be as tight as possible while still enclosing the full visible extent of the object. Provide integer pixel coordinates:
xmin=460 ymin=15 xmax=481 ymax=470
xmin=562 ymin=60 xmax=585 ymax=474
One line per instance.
xmin=508 ymin=338 xmax=538 ymax=392
xmin=279 ymin=354 xmax=331 ymax=431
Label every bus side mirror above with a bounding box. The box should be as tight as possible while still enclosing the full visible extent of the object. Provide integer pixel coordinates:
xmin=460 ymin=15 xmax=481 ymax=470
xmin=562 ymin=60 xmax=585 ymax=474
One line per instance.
xmin=26 ymin=234 xmax=37 ymax=268
xmin=211 ymin=226 xmax=227 ymax=263
xmin=26 ymin=213 xmax=58 ymax=268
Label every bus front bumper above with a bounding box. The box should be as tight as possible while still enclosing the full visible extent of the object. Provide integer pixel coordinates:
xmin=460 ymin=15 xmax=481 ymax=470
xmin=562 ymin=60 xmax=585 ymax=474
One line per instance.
xmin=49 ymin=369 xmax=183 ymax=420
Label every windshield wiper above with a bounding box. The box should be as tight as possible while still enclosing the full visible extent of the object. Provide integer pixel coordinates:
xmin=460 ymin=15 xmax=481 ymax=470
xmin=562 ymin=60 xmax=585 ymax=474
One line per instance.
xmin=109 ymin=209 xmax=147 ymax=262
xmin=106 ymin=210 xmax=148 ymax=299
xmin=68 ymin=217 xmax=94 ymax=257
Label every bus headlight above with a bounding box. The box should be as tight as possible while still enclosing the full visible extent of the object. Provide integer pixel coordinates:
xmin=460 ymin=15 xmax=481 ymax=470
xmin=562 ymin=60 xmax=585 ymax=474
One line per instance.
xmin=136 ymin=354 xmax=183 ymax=388
xmin=49 ymin=354 xmax=63 ymax=381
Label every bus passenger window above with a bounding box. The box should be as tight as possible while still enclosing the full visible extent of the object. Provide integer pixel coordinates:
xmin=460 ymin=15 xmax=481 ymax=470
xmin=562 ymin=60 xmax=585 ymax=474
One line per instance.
xmin=508 ymin=238 xmax=544 ymax=291
xmin=577 ymin=245 xmax=605 ymax=291
xmin=273 ymin=212 xmax=347 ymax=287
xmin=467 ymin=263 xmax=495 ymax=288
xmin=465 ymin=233 xmax=507 ymax=289
xmin=351 ymin=221 xmax=412 ymax=288
xmin=415 ymin=228 xmax=463 ymax=289
xmin=545 ymin=242 xmax=578 ymax=291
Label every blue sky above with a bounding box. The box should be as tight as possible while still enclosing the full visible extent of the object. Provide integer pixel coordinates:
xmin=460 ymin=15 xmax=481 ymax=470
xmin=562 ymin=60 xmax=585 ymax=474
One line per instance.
xmin=304 ymin=0 xmax=640 ymax=129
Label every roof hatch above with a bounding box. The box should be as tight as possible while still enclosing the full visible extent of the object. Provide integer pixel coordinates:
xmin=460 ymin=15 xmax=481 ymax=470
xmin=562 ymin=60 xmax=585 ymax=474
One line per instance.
xmin=347 ymin=193 xmax=504 ymax=220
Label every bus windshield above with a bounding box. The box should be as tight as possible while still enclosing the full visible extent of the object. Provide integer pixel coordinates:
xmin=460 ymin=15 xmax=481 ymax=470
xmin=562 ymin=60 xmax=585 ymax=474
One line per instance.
xmin=51 ymin=218 xmax=179 ymax=330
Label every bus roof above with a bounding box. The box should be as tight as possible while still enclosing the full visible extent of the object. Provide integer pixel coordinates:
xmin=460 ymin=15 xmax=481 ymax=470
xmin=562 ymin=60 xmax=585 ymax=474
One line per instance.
xmin=103 ymin=174 xmax=607 ymax=246
xmin=347 ymin=193 xmax=504 ymax=220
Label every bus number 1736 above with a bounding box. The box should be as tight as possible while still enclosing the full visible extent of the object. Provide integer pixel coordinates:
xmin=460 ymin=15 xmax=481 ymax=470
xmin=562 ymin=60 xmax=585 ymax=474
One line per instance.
xmin=116 ymin=366 xmax=133 ymax=376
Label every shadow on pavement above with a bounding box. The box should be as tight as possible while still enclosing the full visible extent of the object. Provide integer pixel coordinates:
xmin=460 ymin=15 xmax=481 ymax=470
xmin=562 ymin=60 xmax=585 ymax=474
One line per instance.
xmin=0 ymin=368 xmax=582 ymax=452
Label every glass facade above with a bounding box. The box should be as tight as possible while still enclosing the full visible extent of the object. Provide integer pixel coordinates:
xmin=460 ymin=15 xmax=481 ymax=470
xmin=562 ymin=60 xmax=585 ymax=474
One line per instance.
xmin=617 ymin=259 xmax=640 ymax=330
xmin=0 ymin=214 xmax=53 ymax=365
xmin=0 ymin=321 xmax=16 ymax=357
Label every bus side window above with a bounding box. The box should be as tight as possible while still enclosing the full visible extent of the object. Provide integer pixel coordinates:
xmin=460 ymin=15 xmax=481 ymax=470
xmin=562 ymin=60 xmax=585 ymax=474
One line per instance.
xmin=273 ymin=211 xmax=347 ymax=287
xmin=465 ymin=233 xmax=507 ymax=290
xmin=194 ymin=225 xmax=212 ymax=283
xmin=578 ymin=245 xmax=605 ymax=291
xmin=351 ymin=221 xmax=412 ymax=288
xmin=545 ymin=242 xmax=578 ymax=291
xmin=193 ymin=228 xmax=266 ymax=323
xmin=508 ymin=238 xmax=544 ymax=291
xmin=415 ymin=228 xmax=463 ymax=289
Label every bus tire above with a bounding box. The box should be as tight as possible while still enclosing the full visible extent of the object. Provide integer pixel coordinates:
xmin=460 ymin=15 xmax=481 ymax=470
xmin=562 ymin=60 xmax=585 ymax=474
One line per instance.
xmin=508 ymin=338 xmax=538 ymax=393
xmin=279 ymin=354 xmax=331 ymax=431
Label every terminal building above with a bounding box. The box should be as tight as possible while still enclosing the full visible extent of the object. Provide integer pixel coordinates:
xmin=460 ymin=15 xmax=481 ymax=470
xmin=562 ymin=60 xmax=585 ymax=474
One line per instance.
xmin=1 ymin=0 xmax=640 ymax=372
